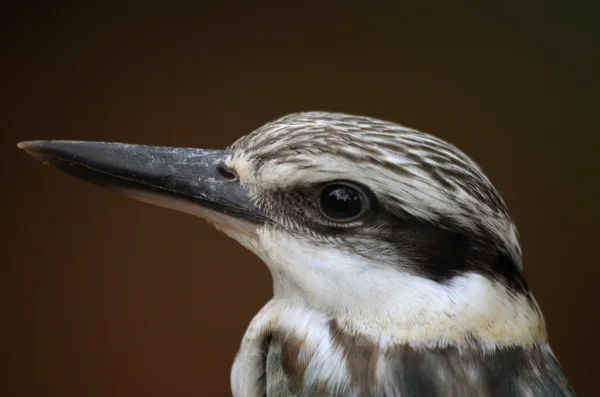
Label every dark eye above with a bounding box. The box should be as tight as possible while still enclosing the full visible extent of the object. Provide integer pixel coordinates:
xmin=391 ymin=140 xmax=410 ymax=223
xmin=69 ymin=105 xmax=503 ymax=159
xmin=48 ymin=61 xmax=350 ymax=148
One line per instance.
xmin=319 ymin=183 xmax=366 ymax=221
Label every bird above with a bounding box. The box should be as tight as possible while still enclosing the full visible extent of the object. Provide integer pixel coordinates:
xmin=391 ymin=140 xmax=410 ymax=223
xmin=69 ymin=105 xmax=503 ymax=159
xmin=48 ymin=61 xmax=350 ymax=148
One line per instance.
xmin=19 ymin=111 xmax=576 ymax=396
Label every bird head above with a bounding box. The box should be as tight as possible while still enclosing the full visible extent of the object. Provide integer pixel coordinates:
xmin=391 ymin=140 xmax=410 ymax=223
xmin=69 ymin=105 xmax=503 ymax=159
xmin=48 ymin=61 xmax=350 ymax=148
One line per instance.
xmin=19 ymin=112 xmax=545 ymax=349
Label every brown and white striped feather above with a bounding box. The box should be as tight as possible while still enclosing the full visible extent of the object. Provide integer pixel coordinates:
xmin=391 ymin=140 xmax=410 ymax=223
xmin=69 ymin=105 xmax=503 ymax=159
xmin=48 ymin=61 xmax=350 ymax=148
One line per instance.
xmin=264 ymin=335 xmax=574 ymax=397
xmin=231 ymin=300 xmax=575 ymax=397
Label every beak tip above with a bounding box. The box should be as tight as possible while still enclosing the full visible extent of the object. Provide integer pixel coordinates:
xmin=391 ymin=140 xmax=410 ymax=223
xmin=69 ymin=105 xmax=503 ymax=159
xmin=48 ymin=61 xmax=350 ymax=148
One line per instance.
xmin=17 ymin=141 xmax=33 ymax=150
xmin=18 ymin=141 xmax=62 ymax=166
xmin=18 ymin=140 xmax=50 ymax=153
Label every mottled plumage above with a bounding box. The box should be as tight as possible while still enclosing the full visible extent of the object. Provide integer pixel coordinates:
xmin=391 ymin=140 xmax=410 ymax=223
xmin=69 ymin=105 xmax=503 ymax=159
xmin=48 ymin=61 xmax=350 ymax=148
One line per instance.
xmin=226 ymin=112 xmax=574 ymax=396
xmin=266 ymin=335 xmax=572 ymax=396
xmin=19 ymin=112 xmax=576 ymax=396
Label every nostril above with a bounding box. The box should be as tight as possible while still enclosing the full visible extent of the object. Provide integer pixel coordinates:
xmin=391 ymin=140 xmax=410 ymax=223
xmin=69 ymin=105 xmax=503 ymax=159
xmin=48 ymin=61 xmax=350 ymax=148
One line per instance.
xmin=218 ymin=165 xmax=238 ymax=181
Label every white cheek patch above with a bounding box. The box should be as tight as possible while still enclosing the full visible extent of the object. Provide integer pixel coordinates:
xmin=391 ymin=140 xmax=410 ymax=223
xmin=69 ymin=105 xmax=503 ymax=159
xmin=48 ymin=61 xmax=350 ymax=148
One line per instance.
xmin=248 ymin=229 xmax=545 ymax=349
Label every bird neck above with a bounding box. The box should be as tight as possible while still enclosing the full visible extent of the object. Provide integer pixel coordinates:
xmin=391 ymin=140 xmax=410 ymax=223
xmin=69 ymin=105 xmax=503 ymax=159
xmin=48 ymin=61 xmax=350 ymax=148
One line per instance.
xmin=246 ymin=228 xmax=546 ymax=348
xmin=262 ymin=291 xmax=546 ymax=351
xmin=268 ymin=264 xmax=546 ymax=349
xmin=237 ymin=230 xmax=546 ymax=347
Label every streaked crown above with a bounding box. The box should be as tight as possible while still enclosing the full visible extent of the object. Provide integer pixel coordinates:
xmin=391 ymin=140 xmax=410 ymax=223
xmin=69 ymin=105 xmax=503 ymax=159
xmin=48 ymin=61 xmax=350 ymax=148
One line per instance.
xmin=227 ymin=112 xmax=523 ymax=291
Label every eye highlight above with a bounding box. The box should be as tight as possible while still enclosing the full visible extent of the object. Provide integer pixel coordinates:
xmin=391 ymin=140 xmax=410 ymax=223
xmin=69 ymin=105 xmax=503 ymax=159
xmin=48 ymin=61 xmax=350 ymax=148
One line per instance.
xmin=319 ymin=182 xmax=367 ymax=222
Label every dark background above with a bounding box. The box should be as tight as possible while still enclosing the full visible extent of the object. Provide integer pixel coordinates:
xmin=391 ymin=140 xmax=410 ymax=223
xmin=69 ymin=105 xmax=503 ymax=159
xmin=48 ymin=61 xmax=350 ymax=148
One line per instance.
xmin=2 ymin=2 xmax=598 ymax=396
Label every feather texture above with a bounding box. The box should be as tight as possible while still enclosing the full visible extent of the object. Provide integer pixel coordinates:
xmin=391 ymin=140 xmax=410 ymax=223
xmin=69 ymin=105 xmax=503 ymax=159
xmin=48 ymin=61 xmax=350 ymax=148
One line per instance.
xmin=265 ymin=335 xmax=575 ymax=397
xmin=224 ymin=112 xmax=576 ymax=396
xmin=233 ymin=301 xmax=574 ymax=397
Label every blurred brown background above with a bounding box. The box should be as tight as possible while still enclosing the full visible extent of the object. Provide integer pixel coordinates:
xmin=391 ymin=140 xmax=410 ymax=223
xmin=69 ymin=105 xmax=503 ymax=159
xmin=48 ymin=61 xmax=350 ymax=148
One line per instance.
xmin=2 ymin=2 xmax=598 ymax=396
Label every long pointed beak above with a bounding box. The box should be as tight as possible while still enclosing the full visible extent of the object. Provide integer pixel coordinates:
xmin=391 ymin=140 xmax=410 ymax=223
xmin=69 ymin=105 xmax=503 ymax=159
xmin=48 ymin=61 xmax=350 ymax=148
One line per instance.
xmin=18 ymin=140 xmax=269 ymax=227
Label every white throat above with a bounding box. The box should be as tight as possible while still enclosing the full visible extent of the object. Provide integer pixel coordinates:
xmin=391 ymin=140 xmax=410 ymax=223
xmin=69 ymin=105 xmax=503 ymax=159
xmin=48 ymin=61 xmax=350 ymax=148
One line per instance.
xmin=231 ymin=227 xmax=546 ymax=349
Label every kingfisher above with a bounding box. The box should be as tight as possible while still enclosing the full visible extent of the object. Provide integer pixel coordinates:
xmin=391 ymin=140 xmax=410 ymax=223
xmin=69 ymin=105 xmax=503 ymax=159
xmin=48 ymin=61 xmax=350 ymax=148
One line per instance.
xmin=19 ymin=112 xmax=575 ymax=396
